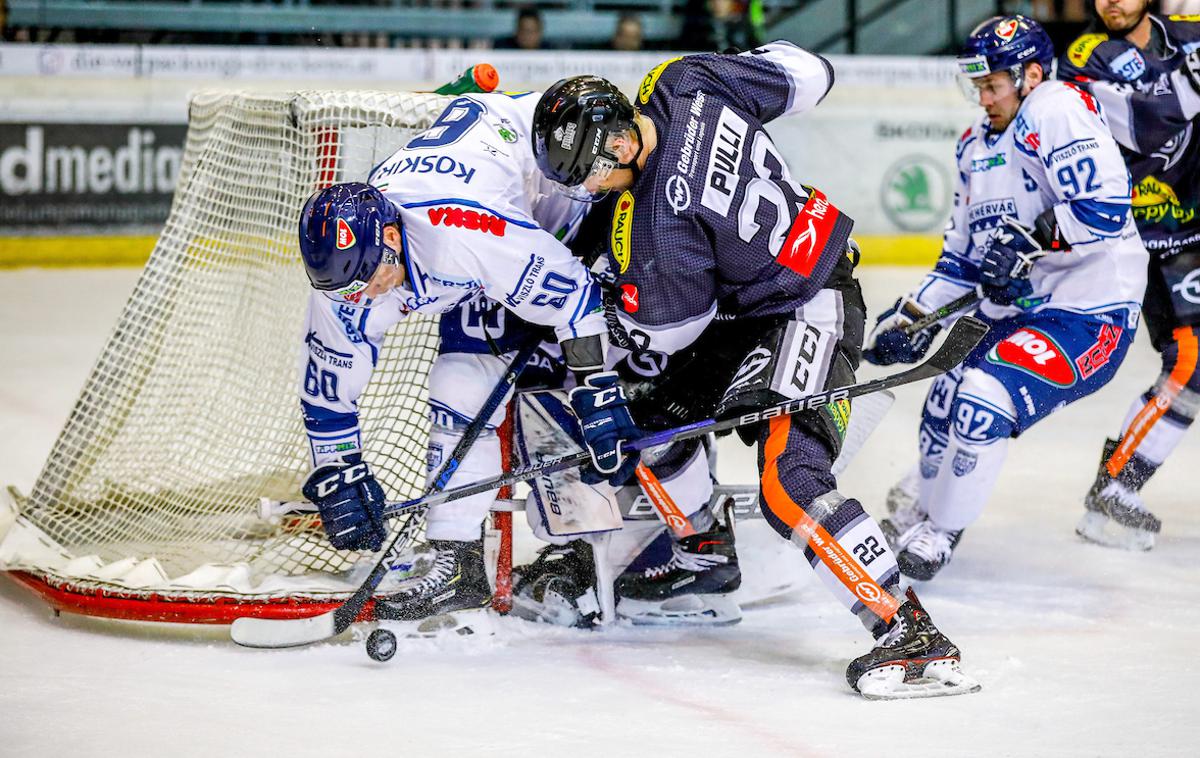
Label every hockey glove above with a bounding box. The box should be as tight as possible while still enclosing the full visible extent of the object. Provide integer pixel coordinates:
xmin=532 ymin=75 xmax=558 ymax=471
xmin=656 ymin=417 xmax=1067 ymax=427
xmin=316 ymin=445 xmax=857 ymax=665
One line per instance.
xmin=302 ymin=459 xmax=388 ymax=551
xmin=980 ymin=216 xmax=1041 ymax=306
xmin=864 ymin=297 xmax=941 ymax=366
xmin=569 ymin=371 xmax=643 ymax=486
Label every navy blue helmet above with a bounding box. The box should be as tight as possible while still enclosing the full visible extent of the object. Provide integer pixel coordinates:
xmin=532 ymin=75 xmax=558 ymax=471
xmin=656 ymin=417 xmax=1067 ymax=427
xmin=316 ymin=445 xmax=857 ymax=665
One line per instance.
xmin=957 ymin=15 xmax=1055 ymax=89
xmin=298 ymin=182 xmax=400 ymax=304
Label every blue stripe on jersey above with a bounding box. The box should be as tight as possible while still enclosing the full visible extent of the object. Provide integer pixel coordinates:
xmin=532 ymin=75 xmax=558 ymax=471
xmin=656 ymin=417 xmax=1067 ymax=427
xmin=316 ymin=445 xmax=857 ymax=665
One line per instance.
xmin=357 ymin=309 xmax=378 ymax=365
xmin=301 ymin=400 xmax=358 ymax=433
xmin=1069 ymin=197 xmax=1129 ymax=234
xmin=401 ymin=198 xmax=540 ymax=229
xmin=934 ymin=252 xmax=981 ymax=282
xmin=565 ymin=280 xmax=600 ymax=339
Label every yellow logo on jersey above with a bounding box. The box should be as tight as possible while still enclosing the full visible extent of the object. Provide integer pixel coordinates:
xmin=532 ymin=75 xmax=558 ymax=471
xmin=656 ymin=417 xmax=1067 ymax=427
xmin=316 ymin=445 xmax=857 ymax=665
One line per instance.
xmin=638 ymin=57 xmax=682 ymax=105
xmin=1133 ymin=176 xmax=1195 ymax=224
xmin=1067 ymin=33 xmax=1108 ymax=67
xmin=611 ymin=191 xmax=634 ymax=272
xmin=1168 ymin=15 xmax=1200 ymax=22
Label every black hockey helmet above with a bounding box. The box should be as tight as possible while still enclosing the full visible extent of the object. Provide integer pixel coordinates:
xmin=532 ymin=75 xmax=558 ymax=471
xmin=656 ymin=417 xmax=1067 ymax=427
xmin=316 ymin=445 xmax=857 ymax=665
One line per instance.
xmin=532 ymin=76 xmax=639 ymax=201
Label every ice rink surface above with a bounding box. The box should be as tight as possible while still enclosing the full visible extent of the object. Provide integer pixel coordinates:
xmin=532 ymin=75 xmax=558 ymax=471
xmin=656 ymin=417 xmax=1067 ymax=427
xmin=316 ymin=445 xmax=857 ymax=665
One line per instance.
xmin=1 ymin=266 xmax=1197 ymax=758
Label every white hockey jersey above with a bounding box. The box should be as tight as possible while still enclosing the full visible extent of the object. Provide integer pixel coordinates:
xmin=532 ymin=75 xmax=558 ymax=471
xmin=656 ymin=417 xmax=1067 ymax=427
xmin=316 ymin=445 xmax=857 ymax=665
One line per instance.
xmin=299 ymin=92 xmax=603 ymax=466
xmin=910 ymin=80 xmax=1148 ymax=322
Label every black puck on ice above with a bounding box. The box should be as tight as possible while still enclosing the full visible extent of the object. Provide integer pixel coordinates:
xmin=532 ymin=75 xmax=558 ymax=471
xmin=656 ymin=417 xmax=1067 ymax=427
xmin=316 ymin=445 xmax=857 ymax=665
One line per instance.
xmin=366 ymin=628 xmax=397 ymax=662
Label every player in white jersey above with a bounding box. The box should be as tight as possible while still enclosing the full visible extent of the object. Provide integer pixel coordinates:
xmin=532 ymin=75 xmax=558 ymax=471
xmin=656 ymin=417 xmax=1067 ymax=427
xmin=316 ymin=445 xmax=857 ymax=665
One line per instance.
xmin=297 ymin=91 xmax=618 ymax=630
xmin=865 ymin=16 xmax=1148 ymax=580
xmin=296 ymin=91 xmax=735 ymax=632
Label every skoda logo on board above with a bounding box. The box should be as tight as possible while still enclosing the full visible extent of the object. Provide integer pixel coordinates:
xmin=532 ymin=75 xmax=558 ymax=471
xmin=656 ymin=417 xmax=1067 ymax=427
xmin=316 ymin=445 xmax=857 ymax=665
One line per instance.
xmin=881 ymin=154 xmax=951 ymax=232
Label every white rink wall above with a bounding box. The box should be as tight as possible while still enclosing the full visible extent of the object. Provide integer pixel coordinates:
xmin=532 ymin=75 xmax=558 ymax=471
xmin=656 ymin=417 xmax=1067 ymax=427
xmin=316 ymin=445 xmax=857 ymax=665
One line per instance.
xmin=0 ymin=45 xmax=974 ymax=250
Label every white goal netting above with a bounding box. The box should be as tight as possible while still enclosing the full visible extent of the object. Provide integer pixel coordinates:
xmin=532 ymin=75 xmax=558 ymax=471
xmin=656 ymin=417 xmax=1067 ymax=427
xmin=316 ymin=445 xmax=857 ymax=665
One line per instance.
xmin=0 ymin=90 xmax=461 ymax=620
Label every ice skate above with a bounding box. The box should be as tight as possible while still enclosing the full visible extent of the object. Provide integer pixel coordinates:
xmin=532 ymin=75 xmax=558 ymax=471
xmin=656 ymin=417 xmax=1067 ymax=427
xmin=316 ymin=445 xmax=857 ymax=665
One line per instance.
xmin=1077 ymin=438 xmax=1161 ymax=551
xmin=373 ymin=539 xmax=493 ymax=637
xmin=614 ymin=521 xmax=742 ymax=626
xmin=511 ymin=540 xmax=601 ymax=628
xmin=896 ymin=519 xmax=963 ymax=581
xmin=880 ymin=466 xmax=924 ymax=547
xmin=847 ymin=588 xmax=980 ymax=700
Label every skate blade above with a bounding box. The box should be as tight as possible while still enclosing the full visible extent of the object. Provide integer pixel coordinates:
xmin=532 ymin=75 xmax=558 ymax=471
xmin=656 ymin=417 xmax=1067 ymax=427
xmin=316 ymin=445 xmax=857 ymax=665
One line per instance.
xmin=856 ymin=658 xmax=981 ymax=701
xmin=617 ymin=594 xmax=742 ymax=627
xmin=1075 ymin=512 xmax=1155 ymax=552
xmin=381 ymin=608 xmax=496 ymax=639
xmin=510 ymin=597 xmax=589 ymax=628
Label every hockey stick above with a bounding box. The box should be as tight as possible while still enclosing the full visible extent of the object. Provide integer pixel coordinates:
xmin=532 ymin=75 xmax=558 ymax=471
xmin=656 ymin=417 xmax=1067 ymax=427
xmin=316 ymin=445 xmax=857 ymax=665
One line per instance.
xmin=231 ymin=340 xmax=539 ymax=648
xmin=902 ymin=291 xmax=980 ymax=336
xmin=354 ymin=315 xmax=989 ymax=522
xmin=902 ymin=249 xmax=1048 ymax=336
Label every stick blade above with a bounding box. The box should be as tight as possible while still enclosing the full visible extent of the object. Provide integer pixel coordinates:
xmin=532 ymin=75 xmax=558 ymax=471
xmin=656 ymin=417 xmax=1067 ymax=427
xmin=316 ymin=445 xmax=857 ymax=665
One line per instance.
xmin=230 ymin=611 xmax=340 ymax=649
xmin=928 ymin=316 xmax=988 ymax=372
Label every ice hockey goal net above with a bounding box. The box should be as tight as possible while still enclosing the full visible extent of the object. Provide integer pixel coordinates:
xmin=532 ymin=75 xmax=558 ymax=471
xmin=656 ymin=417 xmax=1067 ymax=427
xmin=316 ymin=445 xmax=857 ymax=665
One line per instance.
xmin=0 ymin=90 xmax=512 ymax=623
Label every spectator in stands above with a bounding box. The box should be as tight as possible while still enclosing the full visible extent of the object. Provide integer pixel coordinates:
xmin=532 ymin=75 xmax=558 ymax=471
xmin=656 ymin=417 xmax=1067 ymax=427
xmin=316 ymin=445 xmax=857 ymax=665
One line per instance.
xmin=609 ymin=13 xmax=643 ymax=51
xmin=495 ymin=6 xmax=548 ymax=50
xmin=678 ymin=0 xmax=763 ymax=52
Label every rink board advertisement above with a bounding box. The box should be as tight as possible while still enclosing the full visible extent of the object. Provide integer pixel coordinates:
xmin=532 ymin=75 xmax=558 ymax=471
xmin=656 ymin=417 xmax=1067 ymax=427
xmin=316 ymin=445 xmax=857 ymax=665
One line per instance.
xmin=0 ymin=122 xmax=186 ymax=229
xmin=0 ymin=45 xmax=974 ymax=263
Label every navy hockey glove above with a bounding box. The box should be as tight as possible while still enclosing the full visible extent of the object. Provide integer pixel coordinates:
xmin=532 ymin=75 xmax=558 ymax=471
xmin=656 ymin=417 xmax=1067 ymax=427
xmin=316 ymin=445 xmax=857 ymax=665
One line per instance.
xmin=980 ymin=216 xmax=1041 ymax=306
xmin=569 ymin=371 xmax=642 ymax=486
xmin=864 ymin=297 xmax=941 ymax=366
xmin=302 ymin=459 xmax=388 ymax=551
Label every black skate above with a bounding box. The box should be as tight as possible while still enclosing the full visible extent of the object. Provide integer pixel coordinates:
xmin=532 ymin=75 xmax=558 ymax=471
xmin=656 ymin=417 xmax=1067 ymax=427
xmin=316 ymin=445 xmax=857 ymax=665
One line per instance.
xmin=374 ymin=539 xmax=493 ymax=637
xmin=614 ymin=521 xmax=742 ymax=626
xmin=1077 ymin=438 xmax=1161 ymax=551
xmin=846 ymin=588 xmax=980 ymax=700
xmin=511 ymin=540 xmax=601 ymax=629
xmin=896 ymin=518 xmax=964 ymax=581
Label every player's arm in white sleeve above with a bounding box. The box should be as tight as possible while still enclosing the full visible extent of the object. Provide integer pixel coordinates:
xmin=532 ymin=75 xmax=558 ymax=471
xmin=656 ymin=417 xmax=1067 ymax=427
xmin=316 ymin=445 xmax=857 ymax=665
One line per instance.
xmin=1031 ymin=87 xmax=1133 ymax=250
xmin=427 ymin=203 xmax=606 ymax=375
xmin=297 ymin=290 xmax=404 ymax=468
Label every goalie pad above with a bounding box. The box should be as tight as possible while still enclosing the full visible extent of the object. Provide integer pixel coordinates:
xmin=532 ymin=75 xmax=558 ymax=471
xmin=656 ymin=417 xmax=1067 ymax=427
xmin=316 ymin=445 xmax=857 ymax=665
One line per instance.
xmin=515 ymin=390 xmax=624 ymax=543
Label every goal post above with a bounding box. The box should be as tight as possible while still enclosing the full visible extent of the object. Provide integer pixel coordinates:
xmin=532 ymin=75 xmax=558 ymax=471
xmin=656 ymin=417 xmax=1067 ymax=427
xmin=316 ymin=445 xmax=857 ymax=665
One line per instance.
xmin=0 ymin=89 xmax=513 ymax=623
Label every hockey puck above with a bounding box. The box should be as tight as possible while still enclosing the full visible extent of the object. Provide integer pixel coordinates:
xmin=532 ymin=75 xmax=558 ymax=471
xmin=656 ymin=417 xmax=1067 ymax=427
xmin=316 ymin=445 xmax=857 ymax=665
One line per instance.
xmin=365 ymin=628 xmax=397 ymax=662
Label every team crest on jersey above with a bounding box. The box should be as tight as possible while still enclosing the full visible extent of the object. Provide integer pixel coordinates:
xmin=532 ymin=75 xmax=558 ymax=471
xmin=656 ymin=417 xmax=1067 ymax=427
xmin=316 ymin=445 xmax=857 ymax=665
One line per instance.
xmin=611 ymin=191 xmax=634 ymax=273
xmin=952 ymin=450 xmax=978 ymax=477
xmin=335 ymin=218 xmax=356 ymax=250
xmin=987 ymin=328 xmax=1077 ymax=388
xmin=994 ymin=18 xmax=1019 ymax=42
xmin=638 ymin=57 xmax=682 ymax=105
xmin=1067 ymin=34 xmax=1108 ymax=67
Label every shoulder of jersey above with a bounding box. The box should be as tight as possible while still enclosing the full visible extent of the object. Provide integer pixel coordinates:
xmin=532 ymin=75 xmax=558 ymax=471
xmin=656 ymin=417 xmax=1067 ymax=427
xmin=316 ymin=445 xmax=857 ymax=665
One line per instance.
xmin=636 ymin=55 xmax=686 ymax=107
xmin=954 ymin=120 xmax=985 ymax=160
xmin=1061 ymin=31 xmax=1127 ymax=73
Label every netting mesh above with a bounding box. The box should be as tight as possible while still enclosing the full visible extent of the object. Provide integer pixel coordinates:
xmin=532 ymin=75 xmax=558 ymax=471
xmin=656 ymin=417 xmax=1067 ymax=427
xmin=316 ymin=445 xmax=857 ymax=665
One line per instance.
xmin=2 ymin=90 xmax=454 ymax=609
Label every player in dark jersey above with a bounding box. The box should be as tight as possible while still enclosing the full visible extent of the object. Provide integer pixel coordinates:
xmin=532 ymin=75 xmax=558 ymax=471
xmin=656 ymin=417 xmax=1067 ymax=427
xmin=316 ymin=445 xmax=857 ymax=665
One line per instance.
xmin=530 ymin=44 xmax=980 ymax=699
xmin=1058 ymin=1 xmax=1200 ymax=549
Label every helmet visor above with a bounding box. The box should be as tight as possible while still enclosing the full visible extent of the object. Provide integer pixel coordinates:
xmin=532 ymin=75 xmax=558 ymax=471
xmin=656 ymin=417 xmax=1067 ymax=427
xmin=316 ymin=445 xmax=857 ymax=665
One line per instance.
xmin=957 ymin=68 xmax=1019 ymax=106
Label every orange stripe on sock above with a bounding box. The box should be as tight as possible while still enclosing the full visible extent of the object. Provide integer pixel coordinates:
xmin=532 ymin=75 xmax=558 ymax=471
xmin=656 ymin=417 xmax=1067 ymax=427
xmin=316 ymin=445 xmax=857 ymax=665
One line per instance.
xmin=635 ymin=462 xmax=696 ymax=538
xmin=761 ymin=415 xmax=899 ymax=623
xmin=1108 ymin=326 xmax=1198 ymax=477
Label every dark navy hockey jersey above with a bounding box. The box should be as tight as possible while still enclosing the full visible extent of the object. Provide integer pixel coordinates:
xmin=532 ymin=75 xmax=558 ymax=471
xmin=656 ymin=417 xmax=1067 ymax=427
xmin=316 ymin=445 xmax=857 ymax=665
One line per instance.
xmin=606 ymin=43 xmax=854 ymax=354
xmin=1058 ymin=15 xmax=1200 ymax=256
